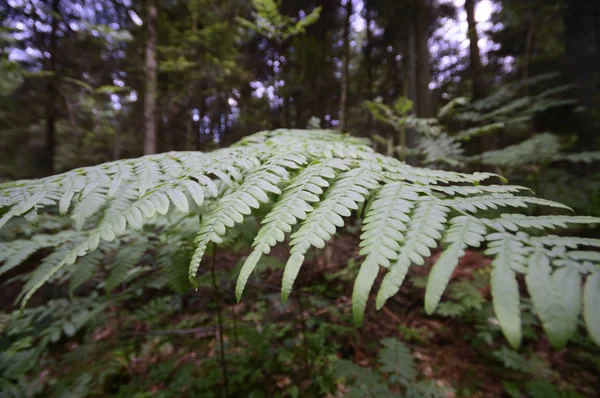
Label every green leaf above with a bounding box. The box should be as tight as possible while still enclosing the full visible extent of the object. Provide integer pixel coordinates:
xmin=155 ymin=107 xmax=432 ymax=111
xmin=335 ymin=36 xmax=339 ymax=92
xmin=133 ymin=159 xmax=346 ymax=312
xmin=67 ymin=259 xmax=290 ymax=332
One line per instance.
xmin=425 ymin=242 xmax=465 ymax=314
xmin=584 ymin=273 xmax=600 ymax=346
xmin=281 ymin=252 xmax=304 ymax=302
xmin=491 ymin=263 xmax=522 ymax=349
xmin=352 ymin=257 xmax=379 ymax=325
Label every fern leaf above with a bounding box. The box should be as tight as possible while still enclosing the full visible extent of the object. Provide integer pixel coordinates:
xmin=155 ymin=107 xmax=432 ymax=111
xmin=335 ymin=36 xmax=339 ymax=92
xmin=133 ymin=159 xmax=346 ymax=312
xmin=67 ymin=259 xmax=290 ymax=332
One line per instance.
xmin=425 ymin=217 xmax=486 ymax=314
xmin=376 ymin=198 xmax=449 ymax=309
xmin=69 ymin=249 xmax=104 ymax=295
xmin=352 ymin=182 xmax=419 ymax=318
xmin=59 ymin=173 xmax=86 ymax=214
xmin=134 ymin=157 xmax=162 ymax=197
xmin=107 ymin=161 xmax=133 ymax=198
xmin=105 ymin=242 xmax=148 ymax=292
xmin=533 ymin=235 xmax=600 ymax=249
xmin=1 ymin=129 xmax=598 ymax=347
xmin=378 ymin=338 xmax=416 ymax=386
xmin=445 ymin=194 xmax=572 ymax=213
xmin=190 ymin=154 xmax=306 ymax=288
xmin=236 ymin=159 xmax=349 ymax=300
xmin=284 ymin=167 xmax=381 ymax=302
xmin=526 ymin=251 xmax=582 ymax=349
xmin=486 ymin=234 xmax=528 ymax=348
xmin=491 ymin=214 xmax=600 ymax=232
xmin=584 ymin=273 xmax=600 ymax=346
xmin=0 ymin=188 xmax=47 ymax=230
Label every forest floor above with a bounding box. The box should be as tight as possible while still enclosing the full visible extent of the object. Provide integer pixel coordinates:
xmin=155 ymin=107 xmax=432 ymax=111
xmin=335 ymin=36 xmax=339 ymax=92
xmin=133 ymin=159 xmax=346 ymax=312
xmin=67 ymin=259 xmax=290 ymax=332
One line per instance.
xmin=4 ymin=233 xmax=599 ymax=397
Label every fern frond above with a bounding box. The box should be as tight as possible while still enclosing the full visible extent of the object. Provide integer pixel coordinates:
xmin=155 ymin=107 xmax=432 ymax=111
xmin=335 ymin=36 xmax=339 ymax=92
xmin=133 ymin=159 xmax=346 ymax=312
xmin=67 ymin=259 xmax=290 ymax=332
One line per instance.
xmin=526 ymin=251 xmax=582 ymax=349
xmin=68 ymin=249 xmax=104 ymax=295
xmin=485 ymin=233 xmax=531 ymax=348
xmin=378 ymin=338 xmax=416 ymax=385
xmin=444 ymin=193 xmax=572 ymax=213
xmin=236 ymin=158 xmax=350 ymax=300
xmin=424 ymin=216 xmax=486 ymax=314
xmin=487 ymin=214 xmax=600 ymax=232
xmin=0 ymin=231 xmax=79 ymax=277
xmin=470 ymin=133 xmax=561 ymax=168
xmin=533 ymin=235 xmax=600 ymax=249
xmin=584 ymin=273 xmax=600 ymax=346
xmin=1 ymin=129 xmax=599 ymax=349
xmin=554 ymin=151 xmax=600 ymax=164
xmin=376 ymin=198 xmax=449 ymax=311
xmin=285 ymin=167 xmax=381 ymax=302
xmin=189 ymin=153 xmax=306 ymax=288
xmin=105 ymin=240 xmax=148 ymax=292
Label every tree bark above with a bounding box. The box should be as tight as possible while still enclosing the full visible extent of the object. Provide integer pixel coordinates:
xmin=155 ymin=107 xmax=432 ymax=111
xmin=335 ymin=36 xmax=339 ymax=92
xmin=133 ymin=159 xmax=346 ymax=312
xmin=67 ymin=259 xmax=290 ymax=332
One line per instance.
xmin=465 ymin=0 xmax=486 ymax=100
xmin=364 ymin=0 xmax=373 ymax=135
xmin=339 ymin=0 xmax=352 ymax=133
xmin=562 ymin=0 xmax=598 ymax=147
xmin=414 ymin=0 xmax=431 ymax=118
xmin=405 ymin=19 xmax=417 ymax=165
xmin=113 ymin=112 xmax=121 ymax=160
xmin=42 ymin=0 xmax=60 ymax=175
xmin=143 ymin=0 xmax=158 ymax=155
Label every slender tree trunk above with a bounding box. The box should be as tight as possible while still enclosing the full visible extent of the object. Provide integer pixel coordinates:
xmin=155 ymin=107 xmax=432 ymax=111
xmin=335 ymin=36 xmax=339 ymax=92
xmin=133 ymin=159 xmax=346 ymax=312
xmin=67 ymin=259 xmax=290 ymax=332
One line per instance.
xmin=405 ymin=24 xmax=417 ymax=165
xmin=465 ymin=0 xmax=486 ymax=100
xmin=522 ymin=13 xmax=535 ymax=94
xmin=562 ymin=0 xmax=598 ymax=148
xmin=414 ymin=0 xmax=431 ymax=118
xmin=113 ymin=112 xmax=121 ymax=160
xmin=42 ymin=0 xmax=60 ymax=175
xmin=143 ymin=0 xmax=158 ymax=155
xmin=364 ymin=0 xmax=373 ymax=135
xmin=339 ymin=0 xmax=352 ymax=133
xmin=465 ymin=0 xmax=495 ymax=153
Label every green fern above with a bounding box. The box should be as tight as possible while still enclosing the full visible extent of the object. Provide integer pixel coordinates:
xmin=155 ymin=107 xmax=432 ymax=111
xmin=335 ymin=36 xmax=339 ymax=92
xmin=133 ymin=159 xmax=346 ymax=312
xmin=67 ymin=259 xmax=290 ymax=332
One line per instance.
xmin=1 ymin=129 xmax=599 ymax=349
xmin=336 ymin=338 xmax=450 ymax=397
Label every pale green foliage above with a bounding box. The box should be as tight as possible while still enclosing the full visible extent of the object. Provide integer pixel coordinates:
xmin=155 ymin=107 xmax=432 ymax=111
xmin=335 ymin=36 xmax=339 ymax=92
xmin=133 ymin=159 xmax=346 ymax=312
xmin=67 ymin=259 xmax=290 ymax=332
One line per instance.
xmin=366 ymin=97 xmax=414 ymax=131
xmin=470 ymin=133 xmax=561 ymax=168
xmin=238 ymin=0 xmax=321 ymax=44
xmin=1 ymin=129 xmax=599 ymax=349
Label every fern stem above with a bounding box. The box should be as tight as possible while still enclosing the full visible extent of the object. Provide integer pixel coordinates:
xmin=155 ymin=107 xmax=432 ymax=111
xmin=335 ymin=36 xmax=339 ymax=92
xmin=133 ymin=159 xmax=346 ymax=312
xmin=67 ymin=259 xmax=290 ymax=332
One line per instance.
xmin=296 ymin=295 xmax=312 ymax=379
xmin=210 ymin=243 xmax=229 ymax=397
xmin=232 ymin=308 xmax=239 ymax=348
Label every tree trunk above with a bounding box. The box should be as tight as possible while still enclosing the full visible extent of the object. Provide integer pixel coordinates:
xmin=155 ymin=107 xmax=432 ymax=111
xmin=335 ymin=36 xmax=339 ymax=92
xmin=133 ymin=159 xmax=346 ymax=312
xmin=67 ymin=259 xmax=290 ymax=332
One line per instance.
xmin=414 ymin=0 xmax=431 ymax=118
xmin=522 ymin=12 xmax=535 ymax=94
xmin=339 ymin=0 xmax=352 ymax=133
xmin=405 ymin=22 xmax=417 ymax=165
xmin=562 ymin=0 xmax=598 ymax=148
xmin=113 ymin=112 xmax=121 ymax=160
xmin=465 ymin=0 xmax=486 ymax=100
xmin=143 ymin=0 xmax=158 ymax=155
xmin=42 ymin=0 xmax=60 ymax=175
xmin=364 ymin=0 xmax=373 ymax=136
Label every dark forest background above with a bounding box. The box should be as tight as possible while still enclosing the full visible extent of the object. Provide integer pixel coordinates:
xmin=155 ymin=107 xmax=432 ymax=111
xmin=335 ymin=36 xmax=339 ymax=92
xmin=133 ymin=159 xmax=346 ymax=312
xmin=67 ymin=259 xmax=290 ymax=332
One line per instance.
xmin=1 ymin=0 xmax=599 ymax=179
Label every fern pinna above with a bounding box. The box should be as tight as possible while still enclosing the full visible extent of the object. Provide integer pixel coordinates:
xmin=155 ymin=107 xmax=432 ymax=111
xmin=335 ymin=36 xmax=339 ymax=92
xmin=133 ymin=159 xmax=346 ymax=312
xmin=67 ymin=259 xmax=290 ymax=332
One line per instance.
xmin=0 ymin=129 xmax=599 ymax=349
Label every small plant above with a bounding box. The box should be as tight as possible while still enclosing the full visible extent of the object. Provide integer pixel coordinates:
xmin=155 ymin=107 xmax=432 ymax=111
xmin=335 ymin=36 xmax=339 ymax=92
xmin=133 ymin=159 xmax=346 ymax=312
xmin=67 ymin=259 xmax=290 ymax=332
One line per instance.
xmin=336 ymin=338 xmax=451 ymax=397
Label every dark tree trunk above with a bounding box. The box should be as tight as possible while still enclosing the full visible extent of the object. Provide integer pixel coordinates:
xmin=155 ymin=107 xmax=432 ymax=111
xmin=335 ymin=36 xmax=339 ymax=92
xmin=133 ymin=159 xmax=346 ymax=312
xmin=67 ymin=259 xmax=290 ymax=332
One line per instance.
xmin=143 ymin=0 xmax=158 ymax=155
xmin=465 ymin=0 xmax=486 ymax=100
xmin=42 ymin=0 xmax=60 ymax=175
xmin=339 ymin=0 xmax=352 ymax=133
xmin=562 ymin=0 xmax=598 ymax=146
xmin=414 ymin=0 xmax=431 ymax=118
xmin=364 ymin=0 xmax=373 ymax=135
xmin=113 ymin=112 xmax=121 ymax=160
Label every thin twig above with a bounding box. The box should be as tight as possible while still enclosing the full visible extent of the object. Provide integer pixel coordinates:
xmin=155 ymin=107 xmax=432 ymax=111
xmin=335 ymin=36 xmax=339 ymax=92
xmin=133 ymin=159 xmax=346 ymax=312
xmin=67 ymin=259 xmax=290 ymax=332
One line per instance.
xmin=297 ymin=295 xmax=312 ymax=379
xmin=210 ymin=244 xmax=229 ymax=398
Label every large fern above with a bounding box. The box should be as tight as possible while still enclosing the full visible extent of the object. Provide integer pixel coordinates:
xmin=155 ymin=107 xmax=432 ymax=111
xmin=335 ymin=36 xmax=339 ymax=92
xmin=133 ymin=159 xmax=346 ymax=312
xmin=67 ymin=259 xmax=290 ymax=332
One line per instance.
xmin=1 ymin=129 xmax=599 ymax=349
